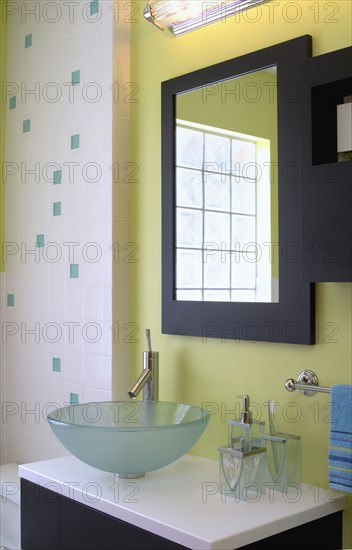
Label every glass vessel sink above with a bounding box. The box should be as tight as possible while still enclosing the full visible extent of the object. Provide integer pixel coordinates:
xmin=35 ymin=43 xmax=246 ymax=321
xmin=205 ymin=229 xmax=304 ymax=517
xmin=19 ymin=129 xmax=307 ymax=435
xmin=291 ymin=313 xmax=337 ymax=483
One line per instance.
xmin=47 ymin=401 xmax=210 ymax=477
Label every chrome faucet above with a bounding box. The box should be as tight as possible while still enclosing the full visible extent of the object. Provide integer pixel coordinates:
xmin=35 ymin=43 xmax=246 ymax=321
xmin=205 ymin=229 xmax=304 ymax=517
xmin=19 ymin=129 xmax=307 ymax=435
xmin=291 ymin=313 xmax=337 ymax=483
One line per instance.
xmin=128 ymin=329 xmax=159 ymax=401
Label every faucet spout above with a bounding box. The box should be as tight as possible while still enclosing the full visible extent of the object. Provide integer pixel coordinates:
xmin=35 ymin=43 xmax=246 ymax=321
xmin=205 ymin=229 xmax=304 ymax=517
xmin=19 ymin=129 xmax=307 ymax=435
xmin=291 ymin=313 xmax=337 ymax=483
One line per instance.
xmin=128 ymin=368 xmax=152 ymax=399
xmin=128 ymin=350 xmax=159 ymax=401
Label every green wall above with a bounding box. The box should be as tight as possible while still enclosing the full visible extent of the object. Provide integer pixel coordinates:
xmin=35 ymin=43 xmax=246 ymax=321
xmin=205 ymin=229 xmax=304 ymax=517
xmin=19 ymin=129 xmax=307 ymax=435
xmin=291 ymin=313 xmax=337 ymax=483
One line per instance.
xmin=130 ymin=2 xmax=351 ymax=545
xmin=0 ymin=0 xmax=6 ymax=272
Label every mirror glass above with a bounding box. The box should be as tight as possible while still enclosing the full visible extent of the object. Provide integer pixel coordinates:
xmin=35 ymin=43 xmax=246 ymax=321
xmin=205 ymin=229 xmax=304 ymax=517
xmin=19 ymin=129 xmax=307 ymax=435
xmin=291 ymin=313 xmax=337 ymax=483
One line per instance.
xmin=175 ymin=68 xmax=278 ymax=303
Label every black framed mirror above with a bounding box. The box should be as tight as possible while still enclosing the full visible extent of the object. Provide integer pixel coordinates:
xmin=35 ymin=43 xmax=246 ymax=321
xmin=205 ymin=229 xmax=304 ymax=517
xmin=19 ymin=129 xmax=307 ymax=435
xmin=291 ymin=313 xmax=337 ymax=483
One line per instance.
xmin=162 ymin=35 xmax=315 ymax=344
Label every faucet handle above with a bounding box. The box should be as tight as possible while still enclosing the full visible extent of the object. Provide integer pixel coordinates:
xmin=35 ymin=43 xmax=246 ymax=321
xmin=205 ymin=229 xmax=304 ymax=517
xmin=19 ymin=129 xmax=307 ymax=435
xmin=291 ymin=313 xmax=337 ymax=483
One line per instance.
xmin=145 ymin=329 xmax=152 ymax=352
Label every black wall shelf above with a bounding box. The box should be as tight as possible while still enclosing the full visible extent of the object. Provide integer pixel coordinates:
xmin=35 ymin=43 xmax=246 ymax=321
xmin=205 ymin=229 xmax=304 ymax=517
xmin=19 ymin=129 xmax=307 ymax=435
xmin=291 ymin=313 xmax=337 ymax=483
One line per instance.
xmin=300 ymin=46 xmax=352 ymax=282
xmin=311 ymin=77 xmax=352 ymax=166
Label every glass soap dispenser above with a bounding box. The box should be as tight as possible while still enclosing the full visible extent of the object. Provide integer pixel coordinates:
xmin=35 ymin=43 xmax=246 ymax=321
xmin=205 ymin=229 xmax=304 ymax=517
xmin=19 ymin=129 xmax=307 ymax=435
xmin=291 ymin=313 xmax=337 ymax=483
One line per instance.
xmin=218 ymin=395 xmax=267 ymax=501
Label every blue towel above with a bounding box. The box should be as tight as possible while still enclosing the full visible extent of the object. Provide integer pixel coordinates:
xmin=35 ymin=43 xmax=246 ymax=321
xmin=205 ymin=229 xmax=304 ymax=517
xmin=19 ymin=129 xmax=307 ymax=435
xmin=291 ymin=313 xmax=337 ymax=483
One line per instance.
xmin=328 ymin=385 xmax=352 ymax=493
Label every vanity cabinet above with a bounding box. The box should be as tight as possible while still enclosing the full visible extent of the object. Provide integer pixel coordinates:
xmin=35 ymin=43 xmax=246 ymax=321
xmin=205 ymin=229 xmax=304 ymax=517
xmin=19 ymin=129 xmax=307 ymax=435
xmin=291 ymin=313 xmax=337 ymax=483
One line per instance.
xmin=20 ymin=478 xmax=187 ymax=550
xmin=21 ymin=478 xmax=343 ymax=550
xmin=300 ymin=46 xmax=352 ymax=282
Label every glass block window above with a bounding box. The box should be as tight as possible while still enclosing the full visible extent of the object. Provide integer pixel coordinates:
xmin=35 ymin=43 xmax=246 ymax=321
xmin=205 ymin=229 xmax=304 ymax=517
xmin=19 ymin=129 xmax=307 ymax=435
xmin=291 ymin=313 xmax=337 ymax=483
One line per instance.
xmin=175 ymin=121 xmax=261 ymax=302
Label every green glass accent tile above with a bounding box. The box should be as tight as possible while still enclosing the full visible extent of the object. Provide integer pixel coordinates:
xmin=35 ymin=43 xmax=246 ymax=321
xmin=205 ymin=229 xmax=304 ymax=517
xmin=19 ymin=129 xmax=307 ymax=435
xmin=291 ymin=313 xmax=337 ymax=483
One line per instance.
xmin=9 ymin=96 xmax=16 ymax=110
xmin=52 ymin=357 xmax=61 ymax=373
xmin=90 ymin=0 xmax=99 ymax=15
xmin=53 ymin=202 xmax=61 ymax=216
xmin=25 ymin=33 xmax=32 ymax=48
xmin=7 ymin=294 xmax=15 ymax=307
xmin=53 ymin=169 xmax=62 ymax=185
xmin=71 ymin=134 xmax=80 ymax=150
xmin=36 ymin=234 xmax=45 ymax=248
xmin=23 ymin=119 xmax=31 ymax=133
xmin=70 ymin=263 xmax=79 ymax=278
xmin=71 ymin=69 xmax=80 ymax=86
xmin=70 ymin=392 xmax=79 ymax=405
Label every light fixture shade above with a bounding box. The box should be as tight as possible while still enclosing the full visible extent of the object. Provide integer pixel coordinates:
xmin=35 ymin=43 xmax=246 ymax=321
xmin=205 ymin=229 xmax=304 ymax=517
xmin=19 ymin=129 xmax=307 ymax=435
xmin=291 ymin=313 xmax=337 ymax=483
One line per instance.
xmin=144 ymin=0 xmax=271 ymax=36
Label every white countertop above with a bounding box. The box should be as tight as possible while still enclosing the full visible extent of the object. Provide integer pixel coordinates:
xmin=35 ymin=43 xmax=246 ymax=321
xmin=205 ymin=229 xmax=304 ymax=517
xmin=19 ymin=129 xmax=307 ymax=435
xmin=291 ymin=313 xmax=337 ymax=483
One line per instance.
xmin=19 ymin=454 xmax=346 ymax=550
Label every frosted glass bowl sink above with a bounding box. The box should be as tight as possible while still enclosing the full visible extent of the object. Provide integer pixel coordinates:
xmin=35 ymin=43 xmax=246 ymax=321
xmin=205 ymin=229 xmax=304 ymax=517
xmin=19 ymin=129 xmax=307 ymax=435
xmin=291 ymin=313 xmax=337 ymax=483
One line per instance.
xmin=47 ymin=401 xmax=210 ymax=477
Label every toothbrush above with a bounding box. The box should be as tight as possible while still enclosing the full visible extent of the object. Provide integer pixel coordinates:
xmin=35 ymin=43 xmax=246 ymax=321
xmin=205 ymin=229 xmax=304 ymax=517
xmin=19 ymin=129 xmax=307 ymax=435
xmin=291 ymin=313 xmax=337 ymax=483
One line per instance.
xmin=268 ymin=400 xmax=276 ymax=434
xmin=268 ymin=400 xmax=280 ymax=475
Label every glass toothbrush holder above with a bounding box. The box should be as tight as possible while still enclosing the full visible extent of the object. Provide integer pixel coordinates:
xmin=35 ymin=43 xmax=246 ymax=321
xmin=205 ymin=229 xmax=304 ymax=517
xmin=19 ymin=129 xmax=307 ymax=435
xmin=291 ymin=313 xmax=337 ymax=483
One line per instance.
xmin=261 ymin=432 xmax=301 ymax=491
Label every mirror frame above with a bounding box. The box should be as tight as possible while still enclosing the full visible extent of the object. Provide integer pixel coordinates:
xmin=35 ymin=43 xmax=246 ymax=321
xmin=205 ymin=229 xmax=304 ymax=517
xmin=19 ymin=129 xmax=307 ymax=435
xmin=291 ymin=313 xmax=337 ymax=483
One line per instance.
xmin=161 ymin=35 xmax=315 ymax=344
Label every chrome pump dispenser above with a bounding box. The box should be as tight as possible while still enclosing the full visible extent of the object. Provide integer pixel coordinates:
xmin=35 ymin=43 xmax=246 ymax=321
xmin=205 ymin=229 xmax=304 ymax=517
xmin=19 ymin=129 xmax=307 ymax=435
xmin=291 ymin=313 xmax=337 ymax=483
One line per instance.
xmin=228 ymin=395 xmax=265 ymax=451
xmin=239 ymin=394 xmax=251 ymax=424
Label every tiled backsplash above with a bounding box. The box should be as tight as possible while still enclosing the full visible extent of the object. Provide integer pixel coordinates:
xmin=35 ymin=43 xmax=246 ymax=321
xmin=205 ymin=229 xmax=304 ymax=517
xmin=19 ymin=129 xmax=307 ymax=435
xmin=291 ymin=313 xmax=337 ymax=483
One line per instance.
xmin=1 ymin=0 xmax=130 ymax=464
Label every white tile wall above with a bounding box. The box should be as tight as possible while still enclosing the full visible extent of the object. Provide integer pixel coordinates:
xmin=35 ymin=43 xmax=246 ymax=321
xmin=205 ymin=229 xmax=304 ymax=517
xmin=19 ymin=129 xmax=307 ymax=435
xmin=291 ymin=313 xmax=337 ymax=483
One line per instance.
xmin=1 ymin=0 xmax=130 ymax=465
xmin=0 ymin=273 xmax=5 ymax=464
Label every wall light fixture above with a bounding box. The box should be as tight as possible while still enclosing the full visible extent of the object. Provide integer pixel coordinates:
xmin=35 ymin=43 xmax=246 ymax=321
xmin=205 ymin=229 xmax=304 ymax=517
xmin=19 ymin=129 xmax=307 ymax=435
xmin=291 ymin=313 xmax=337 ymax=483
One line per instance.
xmin=144 ymin=0 xmax=271 ymax=36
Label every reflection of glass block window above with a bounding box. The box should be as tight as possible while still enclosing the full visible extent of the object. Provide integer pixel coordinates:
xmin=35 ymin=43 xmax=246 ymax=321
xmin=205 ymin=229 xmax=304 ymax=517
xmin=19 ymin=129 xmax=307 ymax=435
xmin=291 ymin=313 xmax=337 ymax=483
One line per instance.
xmin=175 ymin=121 xmax=259 ymax=302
